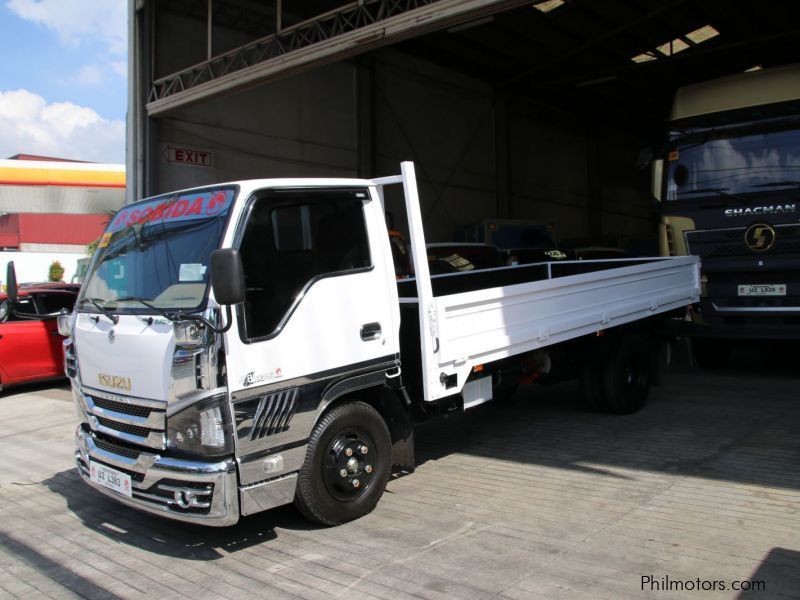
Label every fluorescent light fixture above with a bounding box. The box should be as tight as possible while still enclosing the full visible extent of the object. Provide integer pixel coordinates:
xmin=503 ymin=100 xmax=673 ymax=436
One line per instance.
xmin=656 ymin=38 xmax=689 ymax=57
xmin=631 ymin=52 xmax=658 ymax=63
xmin=685 ymin=25 xmax=720 ymax=44
xmin=631 ymin=24 xmax=720 ymax=63
xmin=534 ymin=0 xmax=565 ymax=13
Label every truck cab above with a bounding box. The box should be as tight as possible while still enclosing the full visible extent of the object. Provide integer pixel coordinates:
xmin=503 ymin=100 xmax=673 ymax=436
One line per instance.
xmin=651 ymin=64 xmax=800 ymax=365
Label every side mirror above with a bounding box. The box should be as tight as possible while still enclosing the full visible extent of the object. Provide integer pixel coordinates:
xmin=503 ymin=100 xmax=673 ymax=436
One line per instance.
xmin=210 ymin=249 xmax=246 ymax=306
xmin=6 ymin=261 xmax=18 ymax=303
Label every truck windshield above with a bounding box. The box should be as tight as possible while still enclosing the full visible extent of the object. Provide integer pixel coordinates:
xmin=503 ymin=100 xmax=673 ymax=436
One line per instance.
xmin=665 ymin=126 xmax=800 ymax=200
xmin=78 ymin=186 xmax=236 ymax=313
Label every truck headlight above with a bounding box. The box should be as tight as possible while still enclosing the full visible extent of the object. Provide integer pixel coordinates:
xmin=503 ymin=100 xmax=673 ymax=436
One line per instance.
xmin=57 ymin=310 xmax=75 ymax=337
xmin=167 ymin=395 xmax=233 ymax=457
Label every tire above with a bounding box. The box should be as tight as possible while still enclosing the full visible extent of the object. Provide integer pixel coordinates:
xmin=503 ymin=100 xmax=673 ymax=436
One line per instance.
xmin=601 ymin=333 xmax=652 ymax=414
xmin=294 ymin=400 xmax=391 ymax=526
xmin=691 ymin=339 xmax=730 ymax=369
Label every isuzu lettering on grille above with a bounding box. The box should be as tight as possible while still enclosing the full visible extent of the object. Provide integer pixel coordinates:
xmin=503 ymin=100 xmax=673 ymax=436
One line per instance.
xmin=724 ymin=204 xmax=796 ymax=217
xmin=98 ymin=373 xmax=132 ymax=391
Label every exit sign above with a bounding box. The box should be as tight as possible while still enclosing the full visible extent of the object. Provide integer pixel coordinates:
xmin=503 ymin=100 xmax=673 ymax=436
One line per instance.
xmin=164 ymin=145 xmax=213 ymax=168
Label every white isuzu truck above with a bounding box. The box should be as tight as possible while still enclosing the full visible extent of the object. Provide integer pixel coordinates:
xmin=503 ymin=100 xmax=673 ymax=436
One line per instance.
xmin=59 ymin=162 xmax=699 ymax=526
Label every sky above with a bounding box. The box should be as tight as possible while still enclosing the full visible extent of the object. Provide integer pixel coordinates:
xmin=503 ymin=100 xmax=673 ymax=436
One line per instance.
xmin=0 ymin=0 xmax=127 ymax=163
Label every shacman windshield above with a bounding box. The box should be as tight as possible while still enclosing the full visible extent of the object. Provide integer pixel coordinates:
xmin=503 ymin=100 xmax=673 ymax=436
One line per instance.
xmin=666 ymin=126 xmax=800 ymax=201
xmin=78 ymin=186 xmax=236 ymax=313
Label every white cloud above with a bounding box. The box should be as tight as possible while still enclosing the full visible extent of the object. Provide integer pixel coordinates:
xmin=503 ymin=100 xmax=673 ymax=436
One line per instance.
xmin=72 ymin=64 xmax=104 ymax=86
xmin=0 ymin=89 xmax=125 ymax=163
xmin=110 ymin=60 xmax=127 ymax=78
xmin=7 ymin=0 xmax=126 ymax=55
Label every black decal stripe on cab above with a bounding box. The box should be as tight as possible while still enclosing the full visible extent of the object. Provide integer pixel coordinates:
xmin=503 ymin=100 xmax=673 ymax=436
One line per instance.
xmin=239 ymin=438 xmax=310 ymax=464
xmin=231 ymin=354 xmax=398 ymax=402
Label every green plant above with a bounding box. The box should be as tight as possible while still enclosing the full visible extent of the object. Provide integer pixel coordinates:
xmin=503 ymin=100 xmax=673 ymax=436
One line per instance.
xmin=48 ymin=260 xmax=65 ymax=282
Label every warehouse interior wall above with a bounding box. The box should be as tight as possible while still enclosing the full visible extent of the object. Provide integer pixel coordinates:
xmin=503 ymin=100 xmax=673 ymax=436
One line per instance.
xmin=148 ymin=44 xmax=654 ymax=245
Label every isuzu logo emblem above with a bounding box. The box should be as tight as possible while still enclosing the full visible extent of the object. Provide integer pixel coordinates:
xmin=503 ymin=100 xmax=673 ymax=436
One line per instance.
xmin=744 ymin=223 xmax=776 ymax=253
xmin=108 ymin=329 xmax=116 ymax=343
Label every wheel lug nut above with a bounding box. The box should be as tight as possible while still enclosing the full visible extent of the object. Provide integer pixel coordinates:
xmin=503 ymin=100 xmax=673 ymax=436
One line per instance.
xmin=352 ymin=479 xmax=361 ymax=488
xmin=345 ymin=448 xmax=353 ymax=457
xmin=360 ymin=445 xmax=368 ymax=455
xmin=365 ymin=465 xmax=373 ymax=474
xmin=339 ymin=469 xmax=347 ymax=478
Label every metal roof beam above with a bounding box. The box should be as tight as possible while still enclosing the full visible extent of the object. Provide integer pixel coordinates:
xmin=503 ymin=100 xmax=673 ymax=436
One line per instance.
xmin=147 ymin=0 xmax=531 ymax=116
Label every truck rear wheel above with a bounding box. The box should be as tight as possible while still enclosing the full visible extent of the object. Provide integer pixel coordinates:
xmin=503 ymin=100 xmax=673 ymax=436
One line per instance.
xmin=294 ymin=400 xmax=391 ymax=526
xmin=601 ymin=333 xmax=651 ymax=414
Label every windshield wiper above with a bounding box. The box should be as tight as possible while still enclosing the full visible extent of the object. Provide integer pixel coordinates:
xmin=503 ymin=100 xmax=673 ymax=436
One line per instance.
xmin=677 ymin=188 xmax=751 ymax=205
xmin=112 ymin=296 xmax=233 ymax=334
xmin=750 ymin=180 xmax=800 ymax=189
xmin=112 ymin=296 xmax=175 ymax=322
xmin=83 ymin=297 xmax=119 ymax=324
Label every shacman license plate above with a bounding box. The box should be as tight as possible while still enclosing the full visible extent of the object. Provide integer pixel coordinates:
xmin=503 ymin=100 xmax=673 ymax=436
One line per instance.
xmin=738 ymin=284 xmax=786 ymax=297
xmin=89 ymin=460 xmax=132 ymax=498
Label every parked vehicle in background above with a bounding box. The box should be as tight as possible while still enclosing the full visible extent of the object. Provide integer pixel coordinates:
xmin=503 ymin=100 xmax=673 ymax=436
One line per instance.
xmin=71 ymin=257 xmax=92 ymax=284
xmin=0 ymin=264 xmax=79 ymax=390
xmin=426 ymin=242 xmax=504 ymax=273
xmin=648 ymin=63 xmax=800 ymax=367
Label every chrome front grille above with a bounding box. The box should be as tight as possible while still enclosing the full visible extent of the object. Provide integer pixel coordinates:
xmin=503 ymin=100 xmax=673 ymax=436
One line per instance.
xmin=81 ymin=389 xmax=166 ymax=450
xmin=686 ymin=224 xmax=800 ymax=259
xmin=92 ymin=397 xmax=151 ymax=418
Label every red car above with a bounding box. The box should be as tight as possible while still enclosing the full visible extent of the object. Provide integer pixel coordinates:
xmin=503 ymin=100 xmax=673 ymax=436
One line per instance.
xmin=0 ymin=282 xmax=79 ymax=390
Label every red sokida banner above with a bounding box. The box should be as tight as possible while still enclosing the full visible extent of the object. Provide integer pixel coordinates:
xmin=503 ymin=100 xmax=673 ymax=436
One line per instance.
xmin=106 ymin=189 xmax=234 ymax=235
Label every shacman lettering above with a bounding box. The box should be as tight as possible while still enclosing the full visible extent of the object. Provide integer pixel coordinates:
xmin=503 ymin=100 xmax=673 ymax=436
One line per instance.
xmin=724 ymin=204 xmax=796 ymax=217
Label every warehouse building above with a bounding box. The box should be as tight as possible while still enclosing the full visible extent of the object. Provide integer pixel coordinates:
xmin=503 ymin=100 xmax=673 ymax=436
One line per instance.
xmin=126 ymin=0 xmax=800 ymax=247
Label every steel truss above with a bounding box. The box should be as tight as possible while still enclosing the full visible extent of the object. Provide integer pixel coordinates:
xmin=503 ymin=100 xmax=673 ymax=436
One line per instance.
xmin=148 ymin=0 xmax=438 ymax=109
xmin=146 ymin=0 xmax=531 ymax=115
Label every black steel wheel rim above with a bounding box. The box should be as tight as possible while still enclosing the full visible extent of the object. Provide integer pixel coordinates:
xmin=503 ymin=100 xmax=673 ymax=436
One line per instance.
xmin=323 ymin=429 xmax=377 ymax=501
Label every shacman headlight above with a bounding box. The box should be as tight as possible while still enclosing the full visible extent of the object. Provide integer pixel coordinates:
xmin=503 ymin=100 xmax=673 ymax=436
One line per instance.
xmin=166 ymin=395 xmax=233 ymax=457
xmin=57 ymin=310 xmax=76 ymax=337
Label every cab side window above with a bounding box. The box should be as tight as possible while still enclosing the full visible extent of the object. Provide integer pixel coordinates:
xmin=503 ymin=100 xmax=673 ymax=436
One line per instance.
xmin=239 ymin=188 xmax=372 ymax=341
xmin=38 ymin=293 xmax=77 ymax=314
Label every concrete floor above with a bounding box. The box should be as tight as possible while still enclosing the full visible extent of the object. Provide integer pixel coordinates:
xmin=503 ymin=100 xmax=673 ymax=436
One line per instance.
xmin=0 ymin=343 xmax=798 ymax=599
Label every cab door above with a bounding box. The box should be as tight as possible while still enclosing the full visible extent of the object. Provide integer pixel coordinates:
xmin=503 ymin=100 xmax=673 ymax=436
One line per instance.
xmin=223 ymin=186 xmax=400 ymax=485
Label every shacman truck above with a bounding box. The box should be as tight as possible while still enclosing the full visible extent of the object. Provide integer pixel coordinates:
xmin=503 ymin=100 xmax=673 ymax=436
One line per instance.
xmin=47 ymin=162 xmax=698 ymax=526
xmin=650 ymin=63 xmax=800 ymax=367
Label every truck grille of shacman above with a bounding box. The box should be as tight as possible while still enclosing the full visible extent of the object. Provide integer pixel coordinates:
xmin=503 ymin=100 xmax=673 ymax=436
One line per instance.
xmin=686 ymin=225 xmax=800 ymax=258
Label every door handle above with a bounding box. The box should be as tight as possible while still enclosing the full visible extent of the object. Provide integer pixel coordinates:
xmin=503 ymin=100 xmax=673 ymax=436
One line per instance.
xmin=360 ymin=322 xmax=382 ymax=341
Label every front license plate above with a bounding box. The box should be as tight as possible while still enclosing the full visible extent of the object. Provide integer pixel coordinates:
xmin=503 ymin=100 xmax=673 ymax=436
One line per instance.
xmin=89 ymin=461 xmax=132 ymax=498
xmin=738 ymin=284 xmax=786 ymax=297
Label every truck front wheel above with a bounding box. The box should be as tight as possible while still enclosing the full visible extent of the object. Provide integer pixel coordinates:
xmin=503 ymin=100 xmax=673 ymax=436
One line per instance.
xmin=295 ymin=400 xmax=391 ymax=526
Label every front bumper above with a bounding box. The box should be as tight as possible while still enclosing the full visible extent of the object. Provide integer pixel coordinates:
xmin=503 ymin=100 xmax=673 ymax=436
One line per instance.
xmin=75 ymin=424 xmax=240 ymax=527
